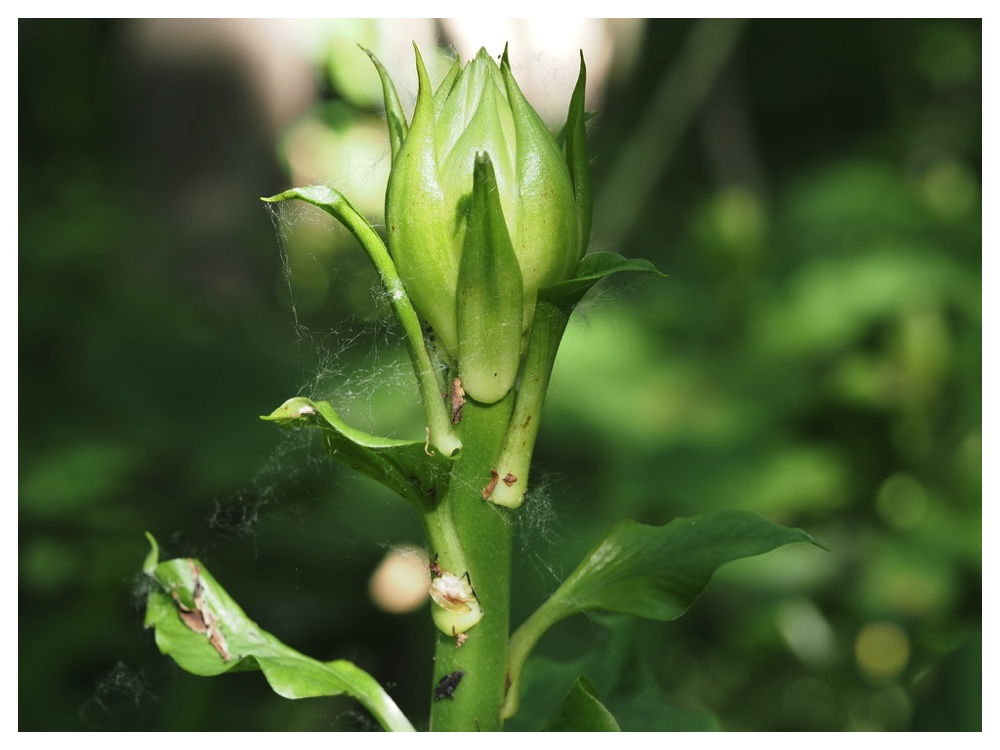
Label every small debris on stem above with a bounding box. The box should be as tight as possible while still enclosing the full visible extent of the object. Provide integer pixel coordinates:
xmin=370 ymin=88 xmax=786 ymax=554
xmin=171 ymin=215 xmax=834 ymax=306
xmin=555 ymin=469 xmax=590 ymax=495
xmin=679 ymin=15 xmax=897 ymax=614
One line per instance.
xmin=482 ymin=469 xmax=500 ymax=499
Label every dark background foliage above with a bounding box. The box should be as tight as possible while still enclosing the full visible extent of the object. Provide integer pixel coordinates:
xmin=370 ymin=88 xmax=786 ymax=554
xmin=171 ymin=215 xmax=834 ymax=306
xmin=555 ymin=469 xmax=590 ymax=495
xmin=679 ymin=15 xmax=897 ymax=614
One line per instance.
xmin=19 ymin=19 xmax=981 ymax=731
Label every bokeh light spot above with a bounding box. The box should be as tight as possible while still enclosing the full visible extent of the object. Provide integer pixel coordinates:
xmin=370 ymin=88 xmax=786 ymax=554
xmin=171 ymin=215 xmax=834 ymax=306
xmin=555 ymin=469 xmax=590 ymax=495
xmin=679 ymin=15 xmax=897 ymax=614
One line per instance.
xmin=855 ymin=621 xmax=910 ymax=680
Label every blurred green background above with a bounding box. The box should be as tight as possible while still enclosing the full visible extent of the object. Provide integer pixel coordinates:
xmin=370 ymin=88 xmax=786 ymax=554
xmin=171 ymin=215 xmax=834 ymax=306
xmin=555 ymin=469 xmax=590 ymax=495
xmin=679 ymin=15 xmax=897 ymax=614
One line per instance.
xmin=19 ymin=19 xmax=981 ymax=731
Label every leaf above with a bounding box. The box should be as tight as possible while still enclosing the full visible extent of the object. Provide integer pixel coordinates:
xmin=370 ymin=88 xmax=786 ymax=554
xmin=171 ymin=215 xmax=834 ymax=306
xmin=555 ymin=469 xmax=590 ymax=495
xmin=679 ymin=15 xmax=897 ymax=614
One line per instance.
xmin=505 ymin=510 xmax=818 ymax=718
xmin=542 ymin=677 xmax=620 ymax=731
xmin=539 ymin=251 xmax=666 ymax=311
xmin=505 ymin=616 xmax=718 ymax=731
xmin=552 ymin=511 xmax=817 ymax=621
xmin=142 ymin=533 xmax=415 ymax=732
xmin=261 ymin=396 xmax=449 ymax=510
xmin=261 ymin=186 xmax=461 ymax=457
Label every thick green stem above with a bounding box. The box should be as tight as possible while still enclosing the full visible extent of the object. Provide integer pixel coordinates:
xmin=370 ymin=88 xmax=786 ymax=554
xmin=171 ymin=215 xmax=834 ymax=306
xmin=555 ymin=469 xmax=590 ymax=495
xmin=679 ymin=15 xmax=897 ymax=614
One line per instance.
xmin=426 ymin=395 xmax=515 ymax=731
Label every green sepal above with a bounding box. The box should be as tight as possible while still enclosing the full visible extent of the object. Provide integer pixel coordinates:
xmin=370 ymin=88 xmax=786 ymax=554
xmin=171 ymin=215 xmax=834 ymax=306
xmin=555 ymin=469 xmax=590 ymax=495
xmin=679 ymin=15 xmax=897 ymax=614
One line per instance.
xmin=386 ymin=46 xmax=462 ymax=357
xmin=361 ymin=46 xmax=408 ymax=161
xmin=504 ymin=510 xmax=819 ymax=718
xmin=141 ymin=533 xmax=416 ymax=732
xmin=432 ymin=57 xmax=461 ymax=118
xmin=499 ymin=52 xmax=582 ymax=294
xmin=456 ymin=152 xmax=524 ymax=404
xmin=539 ymin=251 xmax=667 ymax=312
xmin=563 ymin=52 xmax=592 ymax=258
xmin=542 ymin=677 xmax=621 ymax=732
xmin=262 ymin=397 xmax=450 ymax=510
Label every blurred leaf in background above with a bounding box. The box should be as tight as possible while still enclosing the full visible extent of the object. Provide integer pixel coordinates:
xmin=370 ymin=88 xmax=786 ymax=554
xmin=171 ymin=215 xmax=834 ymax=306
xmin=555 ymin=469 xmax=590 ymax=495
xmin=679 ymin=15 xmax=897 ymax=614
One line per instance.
xmin=19 ymin=19 xmax=979 ymax=731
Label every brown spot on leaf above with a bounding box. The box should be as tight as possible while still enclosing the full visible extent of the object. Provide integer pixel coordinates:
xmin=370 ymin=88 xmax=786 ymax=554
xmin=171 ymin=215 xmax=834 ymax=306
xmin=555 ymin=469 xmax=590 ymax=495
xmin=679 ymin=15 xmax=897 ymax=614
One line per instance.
xmin=172 ymin=562 xmax=232 ymax=662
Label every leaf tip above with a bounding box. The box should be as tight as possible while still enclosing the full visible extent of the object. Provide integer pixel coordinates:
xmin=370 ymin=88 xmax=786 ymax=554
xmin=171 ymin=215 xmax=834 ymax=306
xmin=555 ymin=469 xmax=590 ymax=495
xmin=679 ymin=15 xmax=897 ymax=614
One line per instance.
xmin=261 ymin=397 xmax=319 ymax=425
xmin=143 ymin=532 xmax=160 ymax=574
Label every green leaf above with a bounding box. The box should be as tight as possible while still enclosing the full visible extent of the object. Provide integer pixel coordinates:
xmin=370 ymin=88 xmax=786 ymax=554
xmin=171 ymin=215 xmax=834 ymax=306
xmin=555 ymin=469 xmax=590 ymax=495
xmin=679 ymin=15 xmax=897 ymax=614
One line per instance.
xmin=504 ymin=510 xmax=818 ymax=718
xmin=505 ymin=616 xmax=718 ymax=731
xmin=542 ymin=677 xmax=620 ymax=731
xmin=262 ymin=185 xmax=461 ymax=457
xmin=142 ymin=533 xmax=415 ymax=732
xmin=551 ymin=511 xmax=817 ymax=621
xmin=262 ymin=396 xmax=449 ymax=510
xmin=455 ymin=152 xmax=524 ymax=404
xmin=539 ymin=251 xmax=666 ymax=311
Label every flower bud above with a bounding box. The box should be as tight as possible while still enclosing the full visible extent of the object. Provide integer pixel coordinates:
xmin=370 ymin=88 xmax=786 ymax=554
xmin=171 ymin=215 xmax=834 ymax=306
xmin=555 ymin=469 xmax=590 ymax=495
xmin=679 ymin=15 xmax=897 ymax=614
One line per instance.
xmin=385 ymin=47 xmax=582 ymax=403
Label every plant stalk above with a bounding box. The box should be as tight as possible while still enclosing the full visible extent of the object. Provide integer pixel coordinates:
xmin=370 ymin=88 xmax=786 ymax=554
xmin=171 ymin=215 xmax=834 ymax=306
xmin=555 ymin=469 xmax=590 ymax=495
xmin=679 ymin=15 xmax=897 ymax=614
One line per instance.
xmin=426 ymin=395 xmax=515 ymax=731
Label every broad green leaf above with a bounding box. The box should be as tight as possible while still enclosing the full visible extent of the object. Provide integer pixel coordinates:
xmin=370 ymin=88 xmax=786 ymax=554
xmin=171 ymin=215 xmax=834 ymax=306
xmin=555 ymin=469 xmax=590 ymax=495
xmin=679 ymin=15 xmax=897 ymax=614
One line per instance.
xmin=142 ymin=533 xmax=415 ymax=732
xmin=542 ymin=677 xmax=620 ymax=732
xmin=540 ymin=251 xmax=666 ymax=311
xmin=262 ymin=396 xmax=449 ymax=510
xmin=505 ymin=511 xmax=818 ymax=718
xmin=552 ymin=511 xmax=817 ymax=620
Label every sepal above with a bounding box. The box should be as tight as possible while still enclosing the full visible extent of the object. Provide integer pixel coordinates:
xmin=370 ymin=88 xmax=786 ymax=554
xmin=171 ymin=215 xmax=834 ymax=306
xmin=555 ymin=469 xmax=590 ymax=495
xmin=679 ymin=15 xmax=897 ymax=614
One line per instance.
xmin=456 ymin=153 xmax=524 ymax=404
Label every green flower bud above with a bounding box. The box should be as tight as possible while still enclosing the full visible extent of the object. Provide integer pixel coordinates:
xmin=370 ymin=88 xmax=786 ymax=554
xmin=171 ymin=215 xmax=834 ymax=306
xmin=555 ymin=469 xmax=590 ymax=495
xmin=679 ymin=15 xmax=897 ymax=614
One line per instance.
xmin=385 ymin=47 xmax=583 ymax=403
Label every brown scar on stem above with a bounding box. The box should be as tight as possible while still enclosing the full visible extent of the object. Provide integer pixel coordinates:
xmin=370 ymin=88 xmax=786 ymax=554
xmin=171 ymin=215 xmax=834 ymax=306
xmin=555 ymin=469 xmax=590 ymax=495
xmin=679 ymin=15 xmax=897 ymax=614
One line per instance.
xmin=482 ymin=469 xmax=500 ymax=500
xmin=430 ymin=572 xmax=476 ymax=612
xmin=450 ymin=378 xmax=466 ymax=425
xmin=172 ymin=561 xmax=232 ymax=662
xmin=454 ymin=631 xmax=469 ymax=648
xmin=502 ymin=473 xmax=518 ymax=486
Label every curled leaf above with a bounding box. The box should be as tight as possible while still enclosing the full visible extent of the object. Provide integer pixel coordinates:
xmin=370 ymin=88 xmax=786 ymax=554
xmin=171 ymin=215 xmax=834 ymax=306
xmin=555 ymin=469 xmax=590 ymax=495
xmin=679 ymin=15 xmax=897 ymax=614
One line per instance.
xmin=142 ymin=533 xmax=415 ymax=732
xmin=262 ymin=396 xmax=451 ymax=510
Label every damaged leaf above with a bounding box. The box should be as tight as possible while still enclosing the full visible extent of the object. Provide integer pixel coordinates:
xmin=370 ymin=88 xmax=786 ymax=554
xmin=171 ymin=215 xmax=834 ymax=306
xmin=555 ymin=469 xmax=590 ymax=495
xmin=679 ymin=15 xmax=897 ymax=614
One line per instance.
xmin=142 ymin=533 xmax=415 ymax=732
